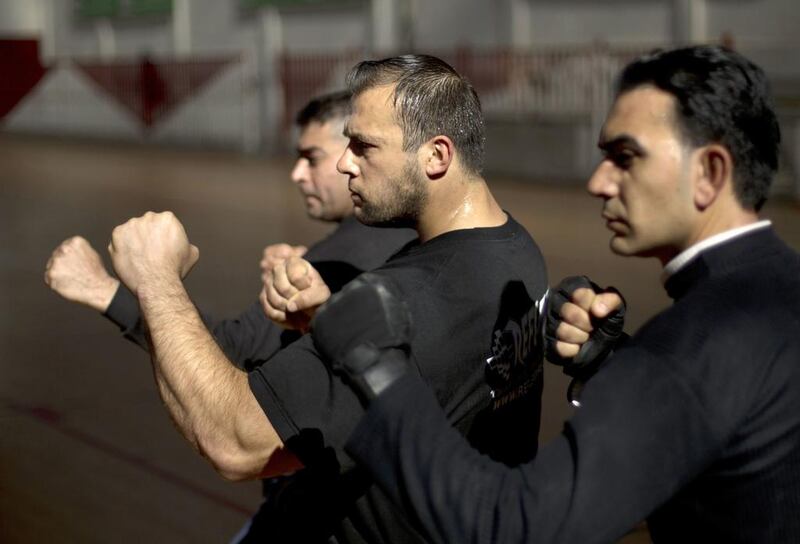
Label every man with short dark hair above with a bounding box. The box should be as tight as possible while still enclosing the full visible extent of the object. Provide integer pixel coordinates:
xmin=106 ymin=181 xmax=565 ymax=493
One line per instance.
xmin=105 ymin=54 xmax=549 ymax=543
xmin=316 ymin=45 xmax=800 ymax=543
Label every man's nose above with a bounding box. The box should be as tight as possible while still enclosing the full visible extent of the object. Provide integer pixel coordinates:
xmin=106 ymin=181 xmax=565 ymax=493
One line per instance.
xmin=587 ymin=160 xmax=619 ymax=198
xmin=291 ymin=159 xmax=307 ymax=184
xmin=336 ymin=147 xmax=356 ymax=177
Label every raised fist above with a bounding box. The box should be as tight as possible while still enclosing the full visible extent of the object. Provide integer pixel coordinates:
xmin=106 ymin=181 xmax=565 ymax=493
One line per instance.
xmin=260 ymin=257 xmax=330 ymax=332
xmin=108 ymin=211 xmax=199 ymax=295
xmin=260 ymin=243 xmax=308 ymax=275
xmin=545 ymin=275 xmax=626 ymax=373
xmin=45 ymin=236 xmax=119 ymax=312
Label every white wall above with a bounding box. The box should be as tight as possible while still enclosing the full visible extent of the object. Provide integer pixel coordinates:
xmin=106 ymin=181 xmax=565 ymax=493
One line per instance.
xmin=528 ymin=0 xmax=673 ymax=48
xmin=0 ymin=0 xmax=45 ymax=35
xmin=708 ymin=0 xmax=800 ymax=45
xmin=282 ymin=6 xmax=368 ymax=52
xmin=3 ymin=1 xmax=798 ymax=61
xmin=413 ymin=0 xmax=507 ymax=50
xmin=708 ymin=0 xmax=800 ymax=79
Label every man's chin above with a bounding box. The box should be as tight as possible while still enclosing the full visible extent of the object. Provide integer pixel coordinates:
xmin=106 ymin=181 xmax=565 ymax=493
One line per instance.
xmin=610 ymin=237 xmax=660 ymax=260
xmin=609 ymin=236 xmax=636 ymax=257
xmin=354 ymin=208 xmax=414 ymax=229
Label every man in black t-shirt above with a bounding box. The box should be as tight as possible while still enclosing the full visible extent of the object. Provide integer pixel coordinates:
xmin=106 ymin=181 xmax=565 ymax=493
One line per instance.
xmin=104 ymin=55 xmax=548 ymax=543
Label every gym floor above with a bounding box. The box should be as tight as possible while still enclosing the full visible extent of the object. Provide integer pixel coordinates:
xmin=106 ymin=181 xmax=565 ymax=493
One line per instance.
xmin=2 ymin=134 xmax=798 ymax=543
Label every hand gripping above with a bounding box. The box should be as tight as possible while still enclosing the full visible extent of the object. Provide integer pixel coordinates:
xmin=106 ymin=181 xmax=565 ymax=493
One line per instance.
xmin=311 ymin=273 xmax=412 ymax=403
xmin=544 ymin=275 xmax=626 ymax=378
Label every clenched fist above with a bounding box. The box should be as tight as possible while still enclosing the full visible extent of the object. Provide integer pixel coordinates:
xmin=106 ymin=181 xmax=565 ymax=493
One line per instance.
xmin=259 ymin=243 xmax=308 ymax=275
xmin=45 ymin=236 xmax=119 ymax=312
xmin=108 ymin=211 xmax=200 ymax=296
xmin=260 ymin=256 xmax=330 ymax=332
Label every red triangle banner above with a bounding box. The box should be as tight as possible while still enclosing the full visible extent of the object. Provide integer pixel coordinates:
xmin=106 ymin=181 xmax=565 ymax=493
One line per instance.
xmin=0 ymin=39 xmax=49 ymax=119
xmin=75 ymin=57 xmax=236 ymax=129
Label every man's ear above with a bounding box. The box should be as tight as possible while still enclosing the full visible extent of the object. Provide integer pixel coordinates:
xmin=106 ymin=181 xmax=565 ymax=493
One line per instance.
xmin=421 ymin=135 xmax=455 ymax=179
xmin=694 ymin=144 xmax=733 ymax=210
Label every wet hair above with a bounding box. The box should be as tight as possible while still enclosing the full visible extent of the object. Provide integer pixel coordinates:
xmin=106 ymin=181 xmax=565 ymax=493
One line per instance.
xmin=618 ymin=45 xmax=781 ymax=210
xmin=295 ymin=90 xmax=352 ymax=128
xmin=346 ymin=54 xmax=485 ymax=176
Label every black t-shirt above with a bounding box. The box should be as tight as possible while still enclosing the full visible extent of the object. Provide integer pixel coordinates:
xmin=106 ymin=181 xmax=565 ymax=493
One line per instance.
xmin=248 ymin=214 xmax=548 ymax=543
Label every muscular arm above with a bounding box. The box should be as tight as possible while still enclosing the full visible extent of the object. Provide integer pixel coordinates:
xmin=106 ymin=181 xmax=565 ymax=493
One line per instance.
xmin=108 ymin=212 xmax=302 ymax=480
xmin=105 ymin=285 xmax=285 ymax=369
xmin=136 ymin=276 xmax=301 ymax=480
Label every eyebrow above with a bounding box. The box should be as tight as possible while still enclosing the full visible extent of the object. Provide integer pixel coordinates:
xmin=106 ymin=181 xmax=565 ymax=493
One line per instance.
xmin=598 ymin=134 xmax=647 ymax=157
xmin=342 ymin=124 xmax=381 ymax=146
xmin=296 ymin=145 xmax=324 ymax=155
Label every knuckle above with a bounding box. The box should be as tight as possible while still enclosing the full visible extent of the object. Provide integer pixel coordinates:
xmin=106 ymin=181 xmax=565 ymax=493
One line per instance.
xmin=560 ymin=302 xmax=581 ymax=321
xmin=266 ymin=288 xmax=284 ymax=309
xmin=556 ymin=342 xmax=580 ymax=358
xmin=556 ymin=322 xmax=582 ymax=342
xmin=571 ymin=288 xmax=596 ymax=308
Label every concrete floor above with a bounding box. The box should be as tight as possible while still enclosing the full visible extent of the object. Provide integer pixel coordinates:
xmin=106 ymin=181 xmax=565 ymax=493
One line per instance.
xmin=1 ymin=134 xmax=798 ymax=543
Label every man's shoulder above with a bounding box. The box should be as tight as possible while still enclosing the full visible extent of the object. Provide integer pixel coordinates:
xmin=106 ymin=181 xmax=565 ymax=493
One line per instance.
xmin=372 ymin=219 xmax=548 ymax=303
xmin=388 ymin=216 xmax=542 ymax=262
xmin=634 ymin=259 xmax=800 ymax=366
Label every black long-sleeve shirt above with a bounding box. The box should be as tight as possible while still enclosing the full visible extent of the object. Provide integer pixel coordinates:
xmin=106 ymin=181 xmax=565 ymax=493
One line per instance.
xmin=346 ymin=227 xmax=800 ymax=543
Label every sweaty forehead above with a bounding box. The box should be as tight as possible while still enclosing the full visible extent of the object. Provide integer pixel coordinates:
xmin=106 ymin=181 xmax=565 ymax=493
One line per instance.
xmin=348 ymin=85 xmax=399 ymax=132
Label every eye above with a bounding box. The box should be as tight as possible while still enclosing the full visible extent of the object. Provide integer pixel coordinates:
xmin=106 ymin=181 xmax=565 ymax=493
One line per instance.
xmin=298 ymin=152 xmax=322 ymax=167
xmin=607 ymin=150 xmax=634 ymax=170
xmin=349 ymin=139 xmax=373 ymax=157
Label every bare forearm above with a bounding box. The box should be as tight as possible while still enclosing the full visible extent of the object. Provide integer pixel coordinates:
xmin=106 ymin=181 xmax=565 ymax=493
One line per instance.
xmin=137 ymin=277 xmax=284 ymax=479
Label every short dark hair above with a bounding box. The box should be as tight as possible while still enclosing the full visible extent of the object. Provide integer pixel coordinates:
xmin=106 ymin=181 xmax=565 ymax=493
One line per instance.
xmin=617 ymin=45 xmax=781 ymax=211
xmin=295 ymin=90 xmax=352 ymax=128
xmin=346 ymin=54 xmax=485 ymax=176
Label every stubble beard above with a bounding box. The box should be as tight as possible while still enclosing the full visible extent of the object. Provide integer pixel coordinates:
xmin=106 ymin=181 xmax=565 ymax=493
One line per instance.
xmin=356 ymin=160 xmax=427 ymax=229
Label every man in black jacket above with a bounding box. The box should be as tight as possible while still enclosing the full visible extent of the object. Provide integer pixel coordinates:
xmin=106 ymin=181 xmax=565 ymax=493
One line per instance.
xmin=314 ymin=45 xmax=800 ymax=543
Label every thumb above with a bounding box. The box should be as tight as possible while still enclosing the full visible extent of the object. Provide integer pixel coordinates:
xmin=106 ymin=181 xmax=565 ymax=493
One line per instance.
xmin=181 ymin=244 xmax=200 ymax=278
xmin=287 ymin=284 xmax=330 ymax=313
xmin=286 ymin=258 xmax=312 ymax=290
xmin=591 ymin=290 xmax=624 ymax=320
xmin=570 ymin=287 xmax=597 ymax=312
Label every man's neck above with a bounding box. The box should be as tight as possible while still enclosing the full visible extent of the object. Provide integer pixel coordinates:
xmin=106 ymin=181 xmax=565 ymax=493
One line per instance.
xmin=662 ymin=217 xmax=769 ymax=281
xmin=685 ymin=206 xmax=760 ymax=253
xmin=416 ymin=178 xmax=507 ymax=243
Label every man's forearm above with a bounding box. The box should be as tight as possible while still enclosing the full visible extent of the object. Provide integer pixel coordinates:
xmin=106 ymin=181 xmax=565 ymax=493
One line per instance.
xmin=136 ymin=277 xmax=289 ymax=480
xmin=105 ymin=285 xmax=282 ymax=370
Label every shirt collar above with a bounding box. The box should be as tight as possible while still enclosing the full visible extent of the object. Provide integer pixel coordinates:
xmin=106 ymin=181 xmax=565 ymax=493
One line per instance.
xmin=661 ymin=220 xmax=772 ymax=283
